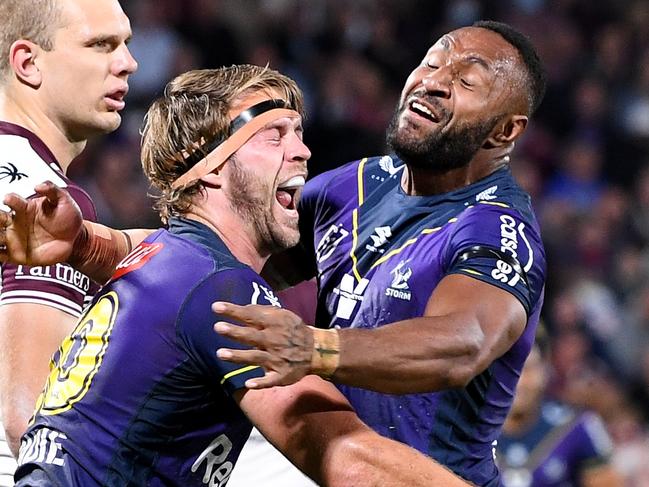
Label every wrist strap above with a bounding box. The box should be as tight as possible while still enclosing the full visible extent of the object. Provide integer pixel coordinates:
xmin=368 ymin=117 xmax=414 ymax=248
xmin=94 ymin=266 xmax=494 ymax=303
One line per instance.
xmin=308 ymin=326 xmax=340 ymax=379
xmin=69 ymin=221 xmax=132 ymax=283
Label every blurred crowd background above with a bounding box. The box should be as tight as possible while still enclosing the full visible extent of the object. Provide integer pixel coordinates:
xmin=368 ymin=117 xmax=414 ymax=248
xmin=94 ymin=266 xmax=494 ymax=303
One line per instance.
xmin=72 ymin=0 xmax=649 ymax=483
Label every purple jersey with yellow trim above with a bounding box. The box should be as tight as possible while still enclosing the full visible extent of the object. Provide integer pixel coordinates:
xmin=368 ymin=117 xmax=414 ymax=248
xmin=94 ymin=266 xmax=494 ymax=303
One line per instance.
xmin=0 ymin=121 xmax=100 ymax=317
xmin=298 ymin=155 xmax=546 ymax=486
xmin=497 ymin=402 xmax=613 ymax=486
xmin=15 ymin=218 xmax=270 ymax=486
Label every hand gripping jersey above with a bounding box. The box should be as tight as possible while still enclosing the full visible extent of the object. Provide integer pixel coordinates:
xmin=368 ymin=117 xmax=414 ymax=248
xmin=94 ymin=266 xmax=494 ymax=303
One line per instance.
xmin=497 ymin=401 xmax=614 ymax=486
xmin=298 ymin=155 xmax=546 ymax=486
xmin=14 ymin=219 xmax=270 ymax=486
xmin=0 ymin=121 xmax=100 ymax=316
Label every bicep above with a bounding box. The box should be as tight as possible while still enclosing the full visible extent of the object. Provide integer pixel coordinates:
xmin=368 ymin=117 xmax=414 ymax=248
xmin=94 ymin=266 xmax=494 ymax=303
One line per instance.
xmin=424 ymin=274 xmax=527 ymax=362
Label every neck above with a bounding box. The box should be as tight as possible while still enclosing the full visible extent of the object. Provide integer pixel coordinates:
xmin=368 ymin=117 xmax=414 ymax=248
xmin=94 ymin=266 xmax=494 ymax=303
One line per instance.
xmin=400 ymin=155 xmax=507 ymax=196
xmin=184 ymin=206 xmax=269 ymax=273
xmin=0 ymin=90 xmax=86 ymax=173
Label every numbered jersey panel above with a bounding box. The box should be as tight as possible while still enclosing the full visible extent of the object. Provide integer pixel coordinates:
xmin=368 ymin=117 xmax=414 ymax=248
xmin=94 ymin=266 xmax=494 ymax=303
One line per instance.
xmin=15 ymin=218 xmax=273 ymax=487
xmin=298 ymin=155 xmax=547 ymax=486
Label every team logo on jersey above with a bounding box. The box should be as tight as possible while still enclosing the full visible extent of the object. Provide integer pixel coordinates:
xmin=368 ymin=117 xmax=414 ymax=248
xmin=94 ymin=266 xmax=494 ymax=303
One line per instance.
xmin=366 ymin=226 xmax=392 ymax=253
xmin=316 ymin=224 xmax=349 ymax=263
xmin=251 ymin=282 xmax=280 ymax=307
xmin=333 ymin=273 xmax=369 ymax=320
xmin=112 ymin=242 xmax=164 ymax=280
xmin=476 ymin=185 xmax=498 ymax=201
xmin=0 ymin=161 xmax=27 ymax=182
xmin=191 ymin=433 xmax=234 ymax=486
xmin=385 ymin=260 xmax=412 ymax=301
xmin=378 ymin=156 xmax=402 ymax=176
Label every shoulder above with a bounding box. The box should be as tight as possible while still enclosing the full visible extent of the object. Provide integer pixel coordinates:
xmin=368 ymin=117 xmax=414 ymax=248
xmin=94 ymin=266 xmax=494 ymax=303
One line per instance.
xmin=303 ymin=158 xmax=361 ymax=201
xmin=111 ymin=230 xmax=245 ymax=297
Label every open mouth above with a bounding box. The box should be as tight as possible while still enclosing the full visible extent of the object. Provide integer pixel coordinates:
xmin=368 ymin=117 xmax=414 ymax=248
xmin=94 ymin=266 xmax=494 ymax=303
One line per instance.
xmin=408 ymin=99 xmax=440 ymax=123
xmin=276 ymin=175 xmax=306 ymax=212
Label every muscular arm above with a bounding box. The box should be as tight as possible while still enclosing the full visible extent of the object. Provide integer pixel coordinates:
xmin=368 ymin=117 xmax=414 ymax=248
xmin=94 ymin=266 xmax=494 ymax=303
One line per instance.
xmin=0 ymin=304 xmax=76 ymax=455
xmin=0 ymin=182 xmax=154 ymax=283
xmin=215 ymin=274 xmax=526 ymax=393
xmin=236 ymin=375 xmax=473 ymax=486
xmin=331 ymin=274 xmax=526 ymax=393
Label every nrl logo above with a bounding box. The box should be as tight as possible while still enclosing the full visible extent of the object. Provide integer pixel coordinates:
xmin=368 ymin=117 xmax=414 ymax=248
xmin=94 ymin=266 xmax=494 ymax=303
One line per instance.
xmin=378 ymin=156 xmax=402 ymax=176
xmin=0 ymin=162 xmax=27 ymax=183
xmin=476 ymin=185 xmax=498 ymax=202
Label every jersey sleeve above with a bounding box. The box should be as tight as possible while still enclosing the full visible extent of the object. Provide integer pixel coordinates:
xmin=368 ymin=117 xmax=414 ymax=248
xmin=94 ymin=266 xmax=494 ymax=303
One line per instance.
xmin=0 ymin=263 xmax=97 ymax=317
xmin=443 ymin=203 xmax=546 ymax=314
xmin=177 ymin=268 xmax=282 ymax=396
xmin=0 ymin=137 xmax=99 ymax=318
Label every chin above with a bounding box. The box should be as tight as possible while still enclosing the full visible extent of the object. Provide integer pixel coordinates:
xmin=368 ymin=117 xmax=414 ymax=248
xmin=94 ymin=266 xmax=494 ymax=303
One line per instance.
xmin=103 ymin=112 xmax=123 ymax=132
xmin=90 ymin=112 xmax=123 ymax=135
xmin=270 ymin=226 xmax=300 ymax=252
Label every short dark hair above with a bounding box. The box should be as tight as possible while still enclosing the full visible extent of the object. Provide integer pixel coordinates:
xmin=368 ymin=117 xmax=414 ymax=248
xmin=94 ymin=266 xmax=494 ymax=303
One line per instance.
xmin=472 ymin=20 xmax=546 ymax=115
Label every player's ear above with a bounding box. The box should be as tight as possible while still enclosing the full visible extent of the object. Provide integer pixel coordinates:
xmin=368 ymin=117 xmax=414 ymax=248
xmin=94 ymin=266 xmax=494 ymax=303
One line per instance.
xmin=200 ymin=171 xmax=222 ymax=189
xmin=483 ymin=115 xmax=528 ymax=149
xmin=9 ymin=40 xmax=42 ymax=87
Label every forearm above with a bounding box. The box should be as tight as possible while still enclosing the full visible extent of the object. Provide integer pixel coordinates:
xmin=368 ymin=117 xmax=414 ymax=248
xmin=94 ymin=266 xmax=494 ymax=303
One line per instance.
xmin=241 ymin=376 xmax=472 ymax=487
xmin=323 ymin=430 xmax=473 ymax=487
xmin=0 ymin=304 xmax=77 ymax=455
xmin=331 ymin=314 xmax=485 ymax=394
xmin=69 ymin=222 xmax=154 ymax=284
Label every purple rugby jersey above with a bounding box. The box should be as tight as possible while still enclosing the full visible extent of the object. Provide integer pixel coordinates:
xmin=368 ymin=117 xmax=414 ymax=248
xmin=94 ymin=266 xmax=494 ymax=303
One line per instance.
xmin=497 ymin=401 xmax=614 ymax=486
xmin=0 ymin=121 xmax=100 ymax=317
xmin=297 ymin=155 xmax=546 ymax=486
xmin=15 ymin=219 xmax=271 ymax=486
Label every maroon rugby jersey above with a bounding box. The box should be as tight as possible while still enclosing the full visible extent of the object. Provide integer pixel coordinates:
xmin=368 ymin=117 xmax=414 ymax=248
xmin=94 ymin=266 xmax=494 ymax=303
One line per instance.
xmin=0 ymin=122 xmax=100 ymax=317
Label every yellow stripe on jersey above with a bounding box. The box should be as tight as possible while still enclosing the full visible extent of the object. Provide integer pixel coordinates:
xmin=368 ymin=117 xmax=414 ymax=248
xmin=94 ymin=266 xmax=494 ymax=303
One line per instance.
xmin=349 ymin=158 xmax=368 ymax=282
xmin=350 ymin=209 xmax=362 ymax=282
xmin=220 ymin=365 xmax=261 ymax=386
xmin=479 ymin=201 xmax=510 ymax=208
xmin=460 ymin=268 xmax=483 ymax=277
xmin=369 ymin=217 xmax=458 ymax=270
xmin=357 ymin=158 xmax=367 ymax=205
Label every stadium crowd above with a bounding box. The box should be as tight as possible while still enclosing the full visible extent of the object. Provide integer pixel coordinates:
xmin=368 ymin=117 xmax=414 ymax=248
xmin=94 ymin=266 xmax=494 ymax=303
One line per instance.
xmin=24 ymin=0 xmax=649 ymax=484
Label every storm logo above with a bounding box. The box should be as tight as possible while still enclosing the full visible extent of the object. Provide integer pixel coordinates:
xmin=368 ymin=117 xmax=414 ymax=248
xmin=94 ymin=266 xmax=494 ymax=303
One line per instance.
xmin=386 ymin=260 xmax=412 ymax=301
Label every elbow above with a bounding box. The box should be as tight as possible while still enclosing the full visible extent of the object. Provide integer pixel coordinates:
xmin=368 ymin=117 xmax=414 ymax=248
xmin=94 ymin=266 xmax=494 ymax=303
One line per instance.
xmin=320 ymin=432 xmax=384 ymax=487
xmin=443 ymin=328 xmax=485 ymax=389
xmin=3 ymin=411 xmax=29 ymax=457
